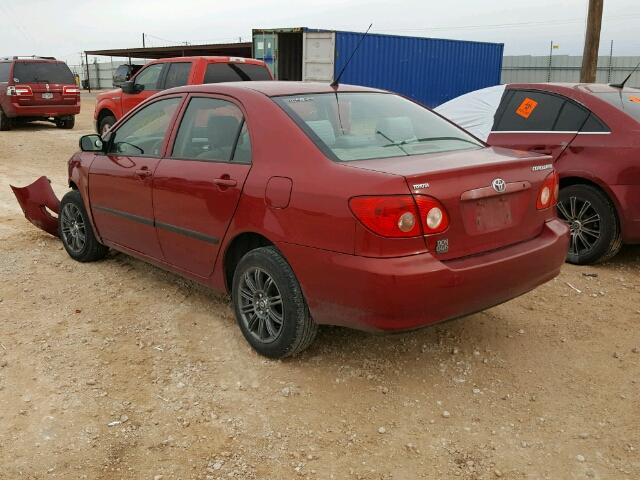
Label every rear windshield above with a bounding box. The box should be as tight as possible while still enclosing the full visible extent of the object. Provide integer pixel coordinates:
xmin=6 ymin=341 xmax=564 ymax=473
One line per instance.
xmin=592 ymin=91 xmax=640 ymax=122
xmin=274 ymin=92 xmax=483 ymax=162
xmin=203 ymin=63 xmax=271 ymax=83
xmin=13 ymin=62 xmax=75 ymax=84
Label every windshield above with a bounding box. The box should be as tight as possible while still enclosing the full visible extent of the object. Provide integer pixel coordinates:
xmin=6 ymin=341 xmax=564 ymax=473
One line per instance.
xmin=13 ymin=62 xmax=75 ymax=84
xmin=592 ymin=90 xmax=640 ymax=122
xmin=274 ymin=92 xmax=483 ymax=161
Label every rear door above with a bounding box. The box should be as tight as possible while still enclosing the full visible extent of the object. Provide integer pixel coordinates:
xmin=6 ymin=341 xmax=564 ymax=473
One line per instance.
xmin=152 ymin=95 xmax=252 ymax=277
xmin=121 ymin=63 xmax=165 ymax=116
xmin=488 ymin=89 xmax=577 ymax=160
xmin=12 ymin=61 xmax=76 ymax=107
xmin=89 ymin=95 xmax=183 ymax=258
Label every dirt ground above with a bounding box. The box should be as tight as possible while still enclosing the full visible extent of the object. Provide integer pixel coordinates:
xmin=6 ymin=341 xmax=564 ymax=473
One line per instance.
xmin=0 ymin=94 xmax=639 ymax=480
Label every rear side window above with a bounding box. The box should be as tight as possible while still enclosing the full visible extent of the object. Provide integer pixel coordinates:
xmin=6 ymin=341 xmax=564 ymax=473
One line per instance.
xmin=0 ymin=62 xmax=10 ymax=82
xmin=171 ymin=97 xmax=249 ymax=163
xmin=163 ymin=62 xmax=192 ymax=89
xmin=134 ymin=64 xmax=164 ymax=91
xmin=494 ymin=91 xmax=565 ymax=131
xmin=592 ymin=91 xmax=640 ymax=122
xmin=13 ymin=62 xmax=74 ymax=84
xmin=554 ymin=101 xmax=590 ymax=131
xmin=203 ymin=63 xmax=270 ymax=83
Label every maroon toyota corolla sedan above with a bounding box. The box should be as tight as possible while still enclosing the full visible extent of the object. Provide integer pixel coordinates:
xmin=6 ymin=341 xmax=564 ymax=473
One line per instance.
xmin=12 ymin=81 xmax=569 ymax=358
xmin=437 ymin=83 xmax=640 ymax=265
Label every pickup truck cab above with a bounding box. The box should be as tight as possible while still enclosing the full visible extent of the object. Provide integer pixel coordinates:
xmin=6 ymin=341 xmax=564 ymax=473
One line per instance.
xmin=94 ymin=56 xmax=272 ymax=133
xmin=0 ymin=56 xmax=80 ymax=131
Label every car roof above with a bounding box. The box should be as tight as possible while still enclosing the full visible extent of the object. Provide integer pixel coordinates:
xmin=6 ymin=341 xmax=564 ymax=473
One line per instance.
xmin=507 ymin=82 xmax=640 ymax=94
xmin=167 ymin=81 xmax=387 ymax=97
xmin=149 ymin=56 xmax=266 ymax=65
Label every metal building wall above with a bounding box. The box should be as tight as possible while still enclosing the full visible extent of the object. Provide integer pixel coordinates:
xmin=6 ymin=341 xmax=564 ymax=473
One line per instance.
xmin=334 ymin=31 xmax=504 ymax=107
xmin=501 ymin=55 xmax=640 ymax=86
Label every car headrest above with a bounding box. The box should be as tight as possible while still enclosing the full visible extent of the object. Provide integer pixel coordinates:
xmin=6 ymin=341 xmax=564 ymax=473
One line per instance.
xmin=376 ymin=117 xmax=417 ymax=143
xmin=207 ymin=115 xmax=242 ymax=147
xmin=306 ymin=120 xmax=336 ymax=146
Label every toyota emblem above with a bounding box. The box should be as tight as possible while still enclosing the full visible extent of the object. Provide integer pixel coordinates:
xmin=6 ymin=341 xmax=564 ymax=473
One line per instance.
xmin=492 ymin=178 xmax=506 ymax=193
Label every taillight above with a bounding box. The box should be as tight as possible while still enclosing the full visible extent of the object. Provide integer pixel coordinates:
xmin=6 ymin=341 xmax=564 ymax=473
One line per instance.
xmin=63 ymin=86 xmax=80 ymax=95
xmin=349 ymin=195 xmax=449 ymax=238
xmin=7 ymin=85 xmax=33 ymax=96
xmin=537 ymin=171 xmax=559 ymax=210
xmin=415 ymin=196 xmax=449 ymax=234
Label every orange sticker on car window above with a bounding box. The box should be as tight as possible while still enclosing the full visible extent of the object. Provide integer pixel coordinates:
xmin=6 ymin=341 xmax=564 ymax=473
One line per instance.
xmin=628 ymin=96 xmax=640 ymax=104
xmin=516 ymin=97 xmax=538 ymax=119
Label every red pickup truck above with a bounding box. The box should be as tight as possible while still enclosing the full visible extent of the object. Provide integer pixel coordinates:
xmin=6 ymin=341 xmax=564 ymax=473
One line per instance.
xmin=94 ymin=56 xmax=272 ymax=133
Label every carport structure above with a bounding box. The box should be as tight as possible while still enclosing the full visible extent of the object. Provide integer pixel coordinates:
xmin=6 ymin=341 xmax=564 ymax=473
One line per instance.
xmin=83 ymin=41 xmax=252 ymax=90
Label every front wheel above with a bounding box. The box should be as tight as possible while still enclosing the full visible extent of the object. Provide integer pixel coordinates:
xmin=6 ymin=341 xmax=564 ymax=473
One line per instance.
xmin=58 ymin=190 xmax=109 ymax=262
xmin=557 ymin=184 xmax=622 ymax=265
xmin=232 ymin=246 xmax=318 ymax=358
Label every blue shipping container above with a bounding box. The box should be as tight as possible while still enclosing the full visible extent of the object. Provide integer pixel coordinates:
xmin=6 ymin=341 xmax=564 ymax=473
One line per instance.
xmin=334 ymin=31 xmax=504 ymax=107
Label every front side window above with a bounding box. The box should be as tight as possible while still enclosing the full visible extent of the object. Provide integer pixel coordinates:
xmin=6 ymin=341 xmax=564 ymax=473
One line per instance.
xmin=163 ymin=62 xmax=192 ymax=89
xmin=0 ymin=62 xmax=10 ymax=82
xmin=13 ymin=62 xmax=74 ymax=84
xmin=203 ymin=63 xmax=271 ymax=83
xmin=134 ymin=64 xmax=164 ymax=91
xmin=275 ymin=92 xmax=483 ymax=162
xmin=172 ymin=97 xmax=249 ymax=162
xmin=109 ymin=97 xmax=181 ymax=157
xmin=592 ymin=91 xmax=640 ymax=122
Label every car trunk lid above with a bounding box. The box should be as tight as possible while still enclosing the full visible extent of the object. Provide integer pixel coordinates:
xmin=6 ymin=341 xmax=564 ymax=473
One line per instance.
xmin=345 ymin=146 xmax=556 ymax=260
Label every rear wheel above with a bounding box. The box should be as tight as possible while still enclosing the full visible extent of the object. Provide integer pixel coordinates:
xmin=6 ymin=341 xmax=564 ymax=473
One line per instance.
xmin=55 ymin=116 xmax=75 ymax=129
xmin=557 ymin=184 xmax=622 ymax=264
xmin=59 ymin=190 xmax=108 ymax=262
xmin=98 ymin=114 xmax=116 ymax=135
xmin=0 ymin=108 xmax=11 ymax=131
xmin=232 ymin=246 xmax=318 ymax=358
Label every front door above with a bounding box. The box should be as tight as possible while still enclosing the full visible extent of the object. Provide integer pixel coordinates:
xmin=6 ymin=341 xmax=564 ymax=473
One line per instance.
xmin=152 ymin=95 xmax=252 ymax=277
xmin=121 ymin=63 xmax=165 ymax=118
xmin=89 ymin=95 xmax=183 ymax=258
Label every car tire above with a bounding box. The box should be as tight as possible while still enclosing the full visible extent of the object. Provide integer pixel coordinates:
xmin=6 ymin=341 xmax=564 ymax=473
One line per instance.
xmin=58 ymin=190 xmax=109 ymax=262
xmin=0 ymin=108 xmax=11 ymax=131
xmin=557 ymin=184 xmax=622 ymax=265
xmin=55 ymin=116 xmax=75 ymax=129
xmin=98 ymin=115 xmax=116 ymax=135
xmin=232 ymin=246 xmax=318 ymax=358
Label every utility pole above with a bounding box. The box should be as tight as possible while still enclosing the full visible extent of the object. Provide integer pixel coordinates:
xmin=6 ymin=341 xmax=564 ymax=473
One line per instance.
xmin=547 ymin=40 xmax=554 ymax=82
xmin=580 ymin=0 xmax=604 ymax=83
xmin=142 ymin=33 xmax=146 ymax=48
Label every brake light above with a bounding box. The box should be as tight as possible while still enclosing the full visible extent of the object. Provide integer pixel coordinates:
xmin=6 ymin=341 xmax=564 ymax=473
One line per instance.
xmin=63 ymin=86 xmax=80 ymax=95
xmin=349 ymin=195 xmax=449 ymax=238
xmin=537 ymin=171 xmax=559 ymax=210
xmin=7 ymin=85 xmax=33 ymax=96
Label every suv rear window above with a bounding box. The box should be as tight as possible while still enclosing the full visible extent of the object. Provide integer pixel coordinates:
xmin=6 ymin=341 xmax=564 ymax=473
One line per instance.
xmin=0 ymin=62 xmax=10 ymax=82
xmin=592 ymin=91 xmax=640 ymax=122
xmin=203 ymin=63 xmax=271 ymax=83
xmin=13 ymin=62 xmax=75 ymax=84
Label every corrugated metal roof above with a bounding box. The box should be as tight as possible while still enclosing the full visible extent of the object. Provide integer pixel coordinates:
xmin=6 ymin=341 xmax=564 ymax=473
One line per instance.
xmin=84 ymin=42 xmax=252 ymax=60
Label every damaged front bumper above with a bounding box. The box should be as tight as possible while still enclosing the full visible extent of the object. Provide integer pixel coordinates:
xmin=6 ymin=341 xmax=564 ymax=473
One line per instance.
xmin=10 ymin=176 xmax=61 ymax=237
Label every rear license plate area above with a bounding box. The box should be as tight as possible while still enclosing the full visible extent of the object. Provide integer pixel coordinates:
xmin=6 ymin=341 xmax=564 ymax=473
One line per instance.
xmin=42 ymin=93 xmax=53 ymax=99
xmin=471 ymin=197 xmax=513 ymax=233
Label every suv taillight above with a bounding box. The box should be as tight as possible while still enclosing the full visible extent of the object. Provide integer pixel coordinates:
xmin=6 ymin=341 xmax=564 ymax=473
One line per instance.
xmin=349 ymin=195 xmax=449 ymax=238
xmin=7 ymin=85 xmax=33 ymax=96
xmin=63 ymin=86 xmax=80 ymax=95
xmin=536 ymin=171 xmax=559 ymax=210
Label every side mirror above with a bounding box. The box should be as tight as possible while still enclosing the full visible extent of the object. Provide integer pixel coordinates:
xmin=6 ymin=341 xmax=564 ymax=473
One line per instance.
xmin=122 ymin=80 xmax=142 ymax=94
xmin=79 ymin=134 xmax=104 ymax=152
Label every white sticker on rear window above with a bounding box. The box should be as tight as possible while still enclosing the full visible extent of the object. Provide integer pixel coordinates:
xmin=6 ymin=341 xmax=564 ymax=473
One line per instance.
xmin=287 ymin=97 xmax=314 ymax=103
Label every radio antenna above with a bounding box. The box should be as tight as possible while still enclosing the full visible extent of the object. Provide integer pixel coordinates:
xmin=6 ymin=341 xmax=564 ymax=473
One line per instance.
xmin=331 ymin=23 xmax=373 ymax=88
xmin=610 ymin=59 xmax=640 ymax=89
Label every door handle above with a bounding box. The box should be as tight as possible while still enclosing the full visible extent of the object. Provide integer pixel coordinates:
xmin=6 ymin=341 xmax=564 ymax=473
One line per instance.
xmin=531 ymin=146 xmax=553 ymax=155
xmin=213 ymin=176 xmax=237 ymax=188
xmin=135 ymin=167 xmax=152 ymax=178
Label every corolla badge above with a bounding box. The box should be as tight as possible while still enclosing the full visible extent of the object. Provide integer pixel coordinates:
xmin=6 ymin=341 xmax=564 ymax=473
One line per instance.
xmin=491 ymin=178 xmax=506 ymax=193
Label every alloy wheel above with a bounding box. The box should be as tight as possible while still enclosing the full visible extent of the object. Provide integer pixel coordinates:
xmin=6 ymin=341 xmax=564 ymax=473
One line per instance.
xmin=60 ymin=203 xmax=86 ymax=254
xmin=557 ymin=196 xmax=601 ymax=257
xmin=237 ymin=267 xmax=284 ymax=343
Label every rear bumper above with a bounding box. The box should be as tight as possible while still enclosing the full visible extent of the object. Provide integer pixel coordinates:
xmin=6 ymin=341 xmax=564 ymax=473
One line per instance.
xmin=4 ymin=103 xmax=80 ymax=118
xmin=278 ymin=219 xmax=569 ymax=331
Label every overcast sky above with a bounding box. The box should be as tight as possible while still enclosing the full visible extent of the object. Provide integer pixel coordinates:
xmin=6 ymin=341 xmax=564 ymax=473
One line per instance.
xmin=1 ymin=0 xmax=639 ymax=65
